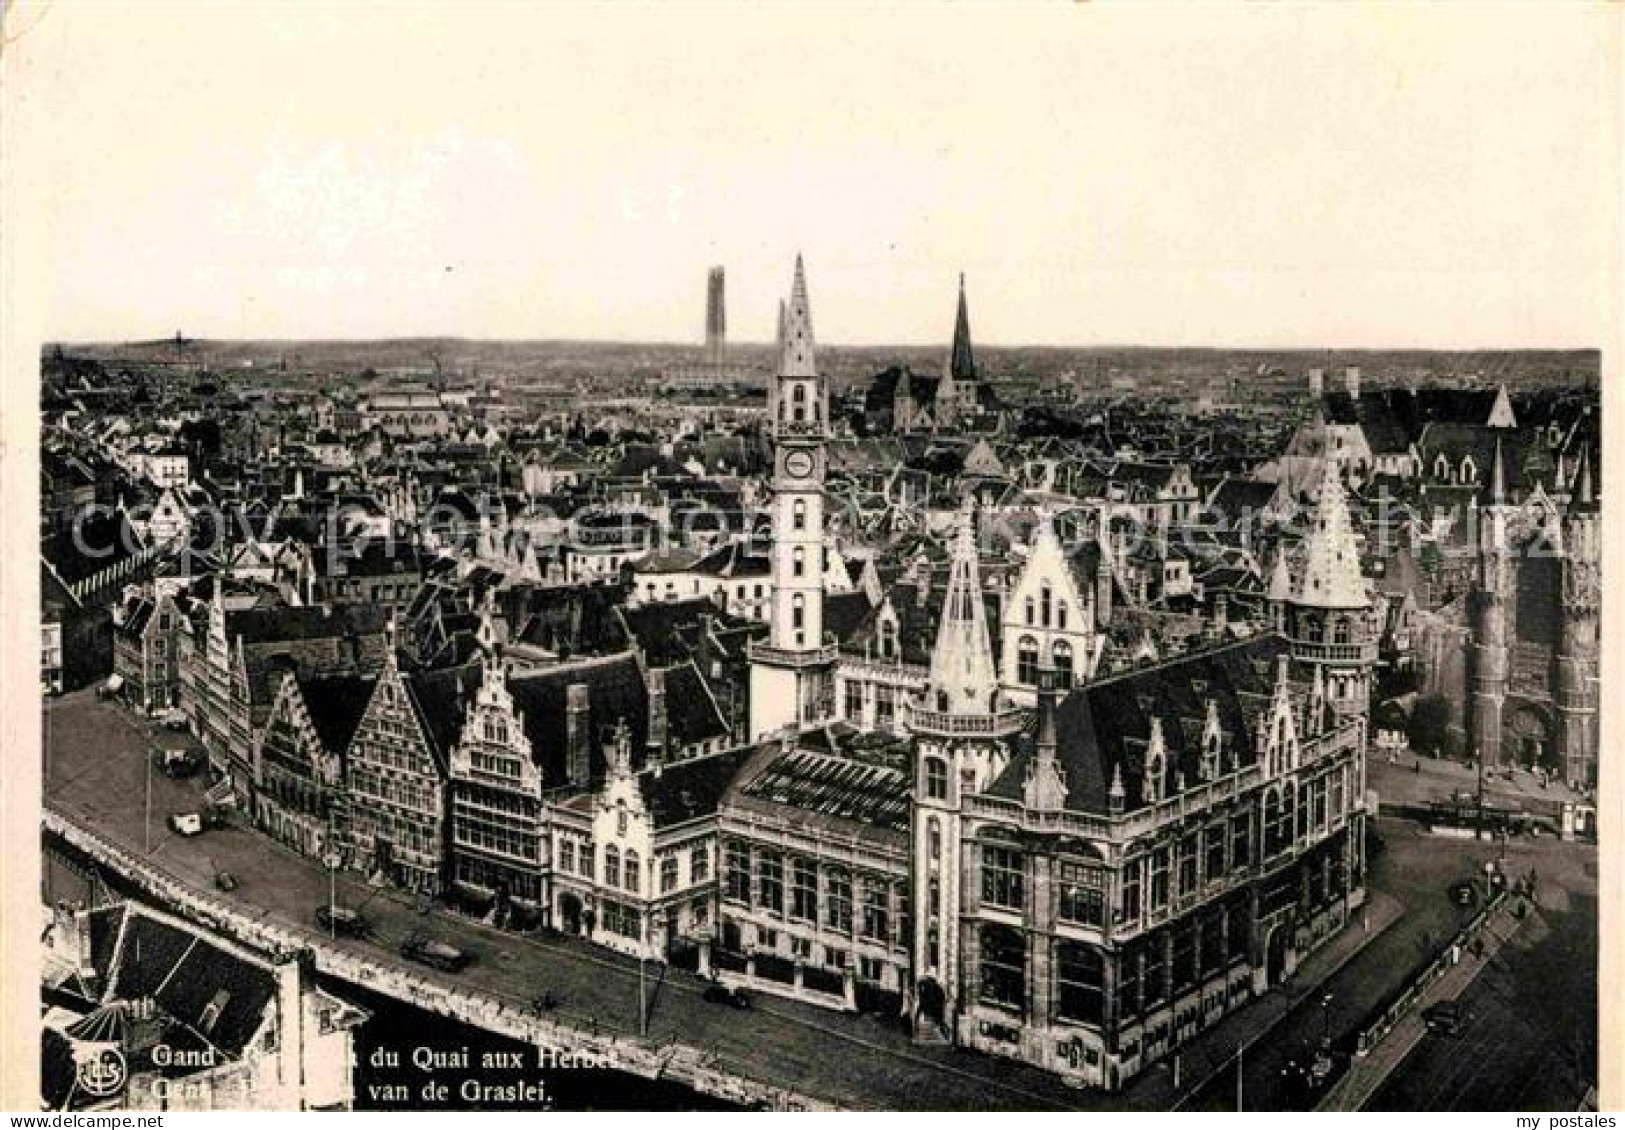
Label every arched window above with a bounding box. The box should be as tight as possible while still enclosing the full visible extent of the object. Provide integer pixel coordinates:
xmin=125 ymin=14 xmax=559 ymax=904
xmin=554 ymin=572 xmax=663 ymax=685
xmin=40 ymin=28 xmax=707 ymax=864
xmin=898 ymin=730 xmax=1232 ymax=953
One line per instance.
xmin=1057 ymin=601 xmax=1069 ymax=631
xmin=624 ymin=850 xmax=640 ymax=893
xmin=879 ymin=619 xmax=897 ymax=659
xmin=1024 ymin=596 xmax=1035 ymax=626
xmin=1040 ymin=584 xmax=1053 ymax=627
xmin=1052 ymin=639 xmax=1074 ymax=684
xmin=793 ymin=547 xmax=806 ymax=577
xmin=604 ymin=845 xmax=621 ymax=890
xmin=1017 ymin=636 xmax=1040 ymax=685
xmin=792 ymin=499 xmax=806 ymax=531
xmin=928 ymin=816 xmax=942 ymax=859
xmin=1333 ymin=617 xmax=1350 ymax=645
xmin=791 ymin=383 xmax=807 ymax=423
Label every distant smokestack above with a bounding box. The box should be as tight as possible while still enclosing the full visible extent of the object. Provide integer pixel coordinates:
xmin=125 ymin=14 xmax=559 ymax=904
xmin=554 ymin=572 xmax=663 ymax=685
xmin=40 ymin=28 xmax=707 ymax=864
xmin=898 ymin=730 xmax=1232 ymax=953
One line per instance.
xmin=704 ymin=266 xmax=726 ymax=366
xmin=1308 ymin=367 xmax=1325 ymax=399
xmin=1345 ymin=365 xmax=1361 ymax=401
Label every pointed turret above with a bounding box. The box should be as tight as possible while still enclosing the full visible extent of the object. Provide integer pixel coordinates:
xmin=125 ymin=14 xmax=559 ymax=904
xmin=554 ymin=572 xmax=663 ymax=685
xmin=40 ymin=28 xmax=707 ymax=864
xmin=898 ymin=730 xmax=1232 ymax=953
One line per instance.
xmin=1023 ymin=667 xmax=1068 ymax=811
xmin=927 ymin=504 xmax=1001 ymax=715
xmin=1575 ymin=446 xmax=1596 ymax=511
xmin=1294 ymin=464 xmax=1369 ymax=610
xmin=1107 ymin=761 xmax=1127 ymax=814
xmin=780 ymin=254 xmax=817 ymax=378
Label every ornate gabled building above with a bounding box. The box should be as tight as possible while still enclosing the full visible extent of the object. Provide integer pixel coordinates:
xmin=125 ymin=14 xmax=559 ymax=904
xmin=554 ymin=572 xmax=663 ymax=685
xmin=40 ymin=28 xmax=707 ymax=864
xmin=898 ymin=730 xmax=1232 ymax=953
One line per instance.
xmin=344 ymin=636 xmax=478 ymax=894
xmin=749 ymin=256 xmax=838 ymax=738
xmin=998 ymin=517 xmax=1106 ymax=703
xmin=937 ymin=633 xmax=1369 ymax=1090
xmin=256 ymin=671 xmax=373 ymax=862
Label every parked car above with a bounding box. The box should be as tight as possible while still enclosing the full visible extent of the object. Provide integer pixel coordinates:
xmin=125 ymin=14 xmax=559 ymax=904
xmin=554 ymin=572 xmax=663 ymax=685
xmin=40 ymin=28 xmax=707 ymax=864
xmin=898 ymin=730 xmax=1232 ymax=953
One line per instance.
xmin=157 ymin=746 xmax=200 ymax=778
xmin=1447 ymin=880 xmax=1480 ymax=907
xmin=1422 ymin=999 xmax=1468 ymax=1035
xmin=400 ymin=930 xmax=472 ymax=972
xmin=316 ymin=904 xmax=369 ymax=937
xmin=703 ymin=981 xmax=752 ymax=1010
xmin=168 ymin=813 xmax=205 ymax=837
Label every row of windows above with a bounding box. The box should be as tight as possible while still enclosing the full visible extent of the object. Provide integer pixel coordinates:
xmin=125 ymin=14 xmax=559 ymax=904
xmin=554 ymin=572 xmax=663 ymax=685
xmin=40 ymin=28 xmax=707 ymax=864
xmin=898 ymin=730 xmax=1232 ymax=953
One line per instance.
xmin=723 ymin=843 xmax=893 ymax=941
xmin=1021 ymin=586 xmax=1072 ymax=631
xmin=1014 ymin=636 xmax=1074 ymax=685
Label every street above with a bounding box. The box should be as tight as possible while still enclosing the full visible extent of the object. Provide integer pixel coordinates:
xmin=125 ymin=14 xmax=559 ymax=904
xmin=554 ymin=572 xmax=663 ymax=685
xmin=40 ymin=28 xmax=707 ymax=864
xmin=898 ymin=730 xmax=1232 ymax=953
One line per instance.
xmin=1367 ymin=842 xmax=1598 ymax=1110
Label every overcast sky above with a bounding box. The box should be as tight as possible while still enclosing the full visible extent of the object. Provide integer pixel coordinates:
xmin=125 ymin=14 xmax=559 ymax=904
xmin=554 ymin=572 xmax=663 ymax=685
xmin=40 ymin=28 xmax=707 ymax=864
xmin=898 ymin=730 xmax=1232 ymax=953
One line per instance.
xmin=11 ymin=3 xmax=1621 ymax=349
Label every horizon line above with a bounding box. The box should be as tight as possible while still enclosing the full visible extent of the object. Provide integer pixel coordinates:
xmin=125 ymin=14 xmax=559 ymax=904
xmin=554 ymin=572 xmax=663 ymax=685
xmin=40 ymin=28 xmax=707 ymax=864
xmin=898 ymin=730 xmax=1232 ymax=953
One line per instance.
xmin=44 ymin=336 xmax=1605 ymax=357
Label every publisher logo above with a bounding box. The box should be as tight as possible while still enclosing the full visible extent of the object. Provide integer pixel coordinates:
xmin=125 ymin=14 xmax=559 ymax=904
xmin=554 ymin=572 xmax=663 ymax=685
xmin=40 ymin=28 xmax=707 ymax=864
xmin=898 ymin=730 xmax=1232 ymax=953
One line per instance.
xmin=77 ymin=1047 xmax=128 ymax=1098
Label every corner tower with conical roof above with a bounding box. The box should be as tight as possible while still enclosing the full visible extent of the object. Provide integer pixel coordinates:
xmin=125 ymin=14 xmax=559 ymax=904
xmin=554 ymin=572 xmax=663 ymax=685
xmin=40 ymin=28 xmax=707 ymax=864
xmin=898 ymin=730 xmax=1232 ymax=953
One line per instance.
xmin=1286 ymin=464 xmax=1375 ymax=721
xmin=748 ymin=256 xmax=837 ymax=739
xmin=907 ymin=503 xmax=1025 ymax=1037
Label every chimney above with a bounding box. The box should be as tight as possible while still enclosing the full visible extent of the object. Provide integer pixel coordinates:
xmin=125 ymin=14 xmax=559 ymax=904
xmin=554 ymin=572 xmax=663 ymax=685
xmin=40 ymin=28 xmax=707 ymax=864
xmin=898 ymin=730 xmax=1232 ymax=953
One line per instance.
xmin=1345 ymin=365 xmax=1361 ymax=401
xmin=566 ymin=683 xmax=591 ymax=787
xmin=1095 ymin=536 xmax=1114 ymax=627
xmin=1308 ymin=367 xmax=1325 ymax=399
xmin=646 ymin=666 xmax=668 ymax=762
xmin=696 ymin=612 xmax=714 ymax=677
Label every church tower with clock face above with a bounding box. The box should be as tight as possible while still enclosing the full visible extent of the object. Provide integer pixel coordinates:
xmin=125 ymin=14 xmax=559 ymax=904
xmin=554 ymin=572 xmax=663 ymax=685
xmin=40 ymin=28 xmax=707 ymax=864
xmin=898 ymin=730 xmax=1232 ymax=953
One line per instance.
xmin=749 ymin=255 xmax=836 ymax=739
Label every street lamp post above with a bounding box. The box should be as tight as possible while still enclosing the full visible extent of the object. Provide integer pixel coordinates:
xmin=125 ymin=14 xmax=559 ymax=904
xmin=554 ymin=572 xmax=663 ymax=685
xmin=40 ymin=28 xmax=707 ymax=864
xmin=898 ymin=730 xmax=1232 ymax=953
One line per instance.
xmin=144 ymin=748 xmax=153 ymax=854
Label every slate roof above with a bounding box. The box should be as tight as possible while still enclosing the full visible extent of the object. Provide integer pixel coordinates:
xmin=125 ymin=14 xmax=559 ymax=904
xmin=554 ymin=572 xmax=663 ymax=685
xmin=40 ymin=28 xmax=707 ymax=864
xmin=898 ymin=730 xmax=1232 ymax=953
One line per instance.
xmin=987 ymin=633 xmax=1306 ymax=815
xmin=42 ymin=512 xmax=146 ymax=586
xmin=298 ymin=674 xmax=377 ymax=755
xmin=507 ymin=656 xmax=650 ymax=787
xmin=637 ymin=744 xmax=756 ymax=828
xmin=105 ymin=909 xmax=276 ymax=1058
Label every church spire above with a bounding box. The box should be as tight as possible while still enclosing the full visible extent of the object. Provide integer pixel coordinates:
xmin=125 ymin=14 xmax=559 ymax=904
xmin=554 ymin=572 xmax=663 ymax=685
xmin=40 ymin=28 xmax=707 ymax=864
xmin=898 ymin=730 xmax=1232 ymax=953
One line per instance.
xmin=948 ymin=272 xmax=975 ymax=381
xmin=780 ymin=254 xmax=817 ymax=378
xmin=928 ymin=503 xmax=1000 ymax=715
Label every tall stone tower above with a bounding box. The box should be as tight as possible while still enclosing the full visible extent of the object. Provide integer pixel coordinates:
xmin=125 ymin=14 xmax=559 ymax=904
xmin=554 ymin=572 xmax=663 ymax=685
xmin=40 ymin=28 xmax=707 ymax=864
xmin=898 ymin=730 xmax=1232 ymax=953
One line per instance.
xmin=1469 ymin=438 xmax=1515 ymax=768
xmin=908 ymin=503 xmax=1024 ymax=1037
xmin=1556 ymin=450 xmax=1600 ymax=786
xmin=1285 ymin=462 xmax=1375 ymax=722
xmin=704 ymin=266 xmax=726 ymax=366
xmin=748 ymin=255 xmax=835 ymax=739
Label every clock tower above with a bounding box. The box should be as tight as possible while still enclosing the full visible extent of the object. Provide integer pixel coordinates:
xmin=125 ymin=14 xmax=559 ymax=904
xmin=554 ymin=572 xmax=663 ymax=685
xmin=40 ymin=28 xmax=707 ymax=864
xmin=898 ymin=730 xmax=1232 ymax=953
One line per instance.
xmin=749 ymin=255 xmax=836 ymax=738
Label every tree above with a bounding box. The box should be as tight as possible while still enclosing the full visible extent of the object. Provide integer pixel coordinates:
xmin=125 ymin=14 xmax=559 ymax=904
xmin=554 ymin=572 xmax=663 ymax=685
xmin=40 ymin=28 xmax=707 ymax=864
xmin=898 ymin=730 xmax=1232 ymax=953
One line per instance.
xmin=1408 ymin=693 xmax=1453 ymax=756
